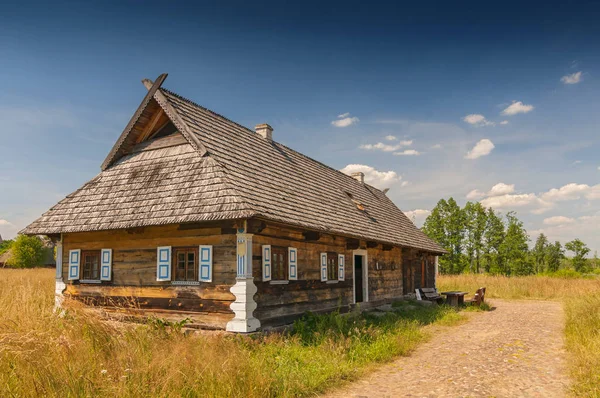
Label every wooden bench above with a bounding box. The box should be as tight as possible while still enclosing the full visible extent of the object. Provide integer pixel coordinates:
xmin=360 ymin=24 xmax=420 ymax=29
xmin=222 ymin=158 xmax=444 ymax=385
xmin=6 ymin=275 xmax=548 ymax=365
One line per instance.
xmin=418 ymin=287 xmax=444 ymax=304
xmin=467 ymin=287 xmax=486 ymax=306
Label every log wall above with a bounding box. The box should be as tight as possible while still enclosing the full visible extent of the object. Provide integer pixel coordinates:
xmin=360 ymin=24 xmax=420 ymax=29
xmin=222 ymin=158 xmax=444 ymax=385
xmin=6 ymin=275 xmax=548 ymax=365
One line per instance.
xmin=58 ymin=219 xmax=440 ymax=330
xmin=251 ymin=221 xmax=407 ymax=326
xmin=61 ymin=222 xmax=237 ymax=329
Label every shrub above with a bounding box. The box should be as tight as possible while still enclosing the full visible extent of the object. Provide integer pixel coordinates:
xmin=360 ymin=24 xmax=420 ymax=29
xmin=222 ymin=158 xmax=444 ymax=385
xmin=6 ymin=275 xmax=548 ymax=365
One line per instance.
xmin=7 ymin=235 xmax=45 ymax=268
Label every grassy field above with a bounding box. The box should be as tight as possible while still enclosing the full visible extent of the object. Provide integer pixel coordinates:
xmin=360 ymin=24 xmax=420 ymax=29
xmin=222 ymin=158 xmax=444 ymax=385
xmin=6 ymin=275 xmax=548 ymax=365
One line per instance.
xmin=439 ymin=274 xmax=600 ymax=397
xmin=0 ymin=269 xmax=462 ymax=398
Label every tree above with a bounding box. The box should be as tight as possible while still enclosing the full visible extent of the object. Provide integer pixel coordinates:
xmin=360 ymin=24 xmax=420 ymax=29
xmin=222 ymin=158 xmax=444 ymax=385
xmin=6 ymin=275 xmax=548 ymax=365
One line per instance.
xmin=500 ymin=212 xmax=532 ymax=275
xmin=463 ymin=202 xmax=488 ymax=274
xmin=565 ymin=239 xmax=591 ymax=272
xmin=7 ymin=235 xmax=45 ymax=268
xmin=423 ymin=198 xmax=465 ymax=274
xmin=546 ymin=241 xmax=564 ymax=272
xmin=483 ymin=208 xmax=505 ymax=274
xmin=0 ymin=239 xmax=13 ymax=255
xmin=532 ymin=233 xmax=549 ymax=273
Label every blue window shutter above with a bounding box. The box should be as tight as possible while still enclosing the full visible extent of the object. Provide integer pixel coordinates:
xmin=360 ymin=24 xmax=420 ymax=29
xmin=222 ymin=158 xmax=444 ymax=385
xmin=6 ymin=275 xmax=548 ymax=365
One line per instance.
xmin=199 ymin=245 xmax=213 ymax=282
xmin=288 ymin=247 xmax=298 ymax=280
xmin=338 ymin=254 xmax=345 ymax=281
xmin=100 ymin=249 xmax=112 ymax=281
xmin=68 ymin=249 xmax=81 ymax=281
xmin=156 ymin=246 xmax=172 ymax=281
xmin=320 ymin=253 xmax=327 ymax=282
xmin=262 ymin=245 xmax=271 ymax=281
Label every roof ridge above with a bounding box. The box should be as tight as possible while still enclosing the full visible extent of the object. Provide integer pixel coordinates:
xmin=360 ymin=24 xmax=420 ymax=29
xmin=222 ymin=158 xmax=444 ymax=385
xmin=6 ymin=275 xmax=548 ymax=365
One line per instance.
xmin=160 ymin=88 xmax=257 ymax=135
xmin=160 ymin=87 xmax=388 ymax=195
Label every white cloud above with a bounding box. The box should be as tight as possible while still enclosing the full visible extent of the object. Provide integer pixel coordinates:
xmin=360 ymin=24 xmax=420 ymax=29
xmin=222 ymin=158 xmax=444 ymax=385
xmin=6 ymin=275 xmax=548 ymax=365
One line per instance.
xmin=541 ymin=183 xmax=590 ymax=202
xmin=488 ymin=183 xmax=515 ymax=197
xmin=500 ymin=120 xmax=509 ymax=125
xmin=561 ymin=71 xmax=583 ymax=84
xmin=332 ymin=113 xmax=359 ymax=127
xmin=0 ymin=219 xmax=13 ymax=227
xmin=466 ymin=189 xmax=486 ymax=200
xmin=393 ymin=149 xmax=420 ymax=156
xmin=543 ymin=216 xmax=575 ymax=226
xmin=385 ymin=135 xmax=397 ymax=141
xmin=573 ymin=160 xmax=582 ymax=165
xmin=359 ymin=140 xmax=413 ymax=152
xmin=465 ymin=139 xmax=495 ymax=159
xmin=501 ymin=101 xmax=534 ymax=116
xmin=431 ymin=144 xmax=442 ymax=149
xmin=480 ymin=193 xmax=538 ymax=209
xmin=585 ymin=184 xmax=600 ymax=200
xmin=463 ymin=114 xmax=494 ymax=127
xmin=340 ymin=164 xmax=401 ymax=189
xmin=400 ymin=181 xmax=410 ymax=187
xmin=404 ymin=209 xmax=431 ymax=226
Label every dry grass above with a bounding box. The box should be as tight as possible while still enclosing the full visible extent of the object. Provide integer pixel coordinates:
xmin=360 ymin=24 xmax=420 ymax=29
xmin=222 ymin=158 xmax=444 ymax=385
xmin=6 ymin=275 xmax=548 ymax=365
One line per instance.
xmin=439 ymin=273 xmax=600 ymax=397
xmin=0 ymin=269 xmax=461 ymax=398
xmin=437 ymin=273 xmax=600 ymax=301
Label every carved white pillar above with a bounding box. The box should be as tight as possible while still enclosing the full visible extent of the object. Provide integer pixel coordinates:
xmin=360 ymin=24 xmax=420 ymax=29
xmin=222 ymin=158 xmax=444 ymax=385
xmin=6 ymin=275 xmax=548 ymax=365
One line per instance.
xmin=226 ymin=231 xmax=260 ymax=333
xmin=54 ymin=234 xmax=66 ymax=311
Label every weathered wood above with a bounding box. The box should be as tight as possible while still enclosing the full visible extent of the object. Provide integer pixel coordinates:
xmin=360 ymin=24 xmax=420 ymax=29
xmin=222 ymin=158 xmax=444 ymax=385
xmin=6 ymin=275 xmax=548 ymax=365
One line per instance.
xmin=142 ymin=78 xmax=208 ymax=157
xmin=137 ymin=107 xmax=165 ymax=143
xmin=101 ymin=73 xmax=168 ymax=171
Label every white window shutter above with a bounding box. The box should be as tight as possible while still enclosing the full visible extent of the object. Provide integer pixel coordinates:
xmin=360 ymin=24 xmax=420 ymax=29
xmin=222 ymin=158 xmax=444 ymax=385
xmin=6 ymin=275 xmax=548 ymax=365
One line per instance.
xmin=338 ymin=254 xmax=345 ymax=281
xmin=262 ymin=245 xmax=271 ymax=282
xmin=288 ymin=247 xmax=298 ymax=280
xmin=199 ymin=245 xmax=213 ymax=282
xmin=320 ymin=252 xmax=327 ymax=282
xmin=100 ymin=249 xmax=112 ymax=281
xmin=156 ymin=246 xmax=172 ymax=281
xmin=68 ymin=249 xmax=81 ymax=281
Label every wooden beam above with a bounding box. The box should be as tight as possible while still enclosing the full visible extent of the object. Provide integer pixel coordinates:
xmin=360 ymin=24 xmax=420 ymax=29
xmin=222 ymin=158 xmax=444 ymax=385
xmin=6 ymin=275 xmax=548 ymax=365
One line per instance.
xmin=101 ymin=73 xmax=168 ymax=171
xmin=142 ymin=79 xmax=208 ymax=157
xmin=137 ymin=107 xmax=165 ymax=143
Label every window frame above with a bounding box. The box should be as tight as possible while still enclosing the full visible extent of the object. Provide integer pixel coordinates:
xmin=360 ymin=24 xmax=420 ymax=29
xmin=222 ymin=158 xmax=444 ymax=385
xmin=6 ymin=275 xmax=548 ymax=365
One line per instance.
xmin=81 ymin=250 xmax=101 ymax=282
xmin=326 ymin=252 xmax=338 ymax=281
xmin=172 ymin=247 xmax=199 ymax=283
xmin=270 ymin=246 xmax=289 ymax=282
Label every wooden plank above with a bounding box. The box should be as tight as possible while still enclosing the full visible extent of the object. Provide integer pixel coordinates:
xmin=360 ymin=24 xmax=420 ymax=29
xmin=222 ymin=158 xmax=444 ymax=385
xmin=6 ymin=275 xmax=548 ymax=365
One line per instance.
xmin=136 ymin=107 xmax=165 ymax=143
xmin=101 ymin=73 xmax=168 ymax=171
xmin=142 ymin=79 xmax=208 ymax=157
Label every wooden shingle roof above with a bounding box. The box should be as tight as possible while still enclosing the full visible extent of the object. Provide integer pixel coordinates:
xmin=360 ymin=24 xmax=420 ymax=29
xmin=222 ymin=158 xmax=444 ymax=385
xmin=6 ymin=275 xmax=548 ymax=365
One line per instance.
xmin=23 ymin=76 xmax=444 ymax=254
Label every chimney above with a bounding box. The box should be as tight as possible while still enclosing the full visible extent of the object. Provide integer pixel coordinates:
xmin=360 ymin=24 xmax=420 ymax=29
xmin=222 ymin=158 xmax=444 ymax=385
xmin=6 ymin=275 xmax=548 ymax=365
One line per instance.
xmin=351 ymin=172 xmax=365 ymax=184
xmin=255 ymin=123 xmax=273 ymax=141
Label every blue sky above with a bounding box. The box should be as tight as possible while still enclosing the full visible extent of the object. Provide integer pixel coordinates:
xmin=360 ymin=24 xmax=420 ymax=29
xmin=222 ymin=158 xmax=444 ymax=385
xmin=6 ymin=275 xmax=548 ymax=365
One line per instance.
xmin=1 ymin=0 xmax=599 ymax=254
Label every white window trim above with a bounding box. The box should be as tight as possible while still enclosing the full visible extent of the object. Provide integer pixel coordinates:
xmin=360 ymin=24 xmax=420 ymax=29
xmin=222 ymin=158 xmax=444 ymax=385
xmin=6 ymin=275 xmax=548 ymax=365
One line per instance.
xmin=80 ymin=279 xmax=102 ymax=284
xmin=326 ymin=280 xmax=339 ymax=284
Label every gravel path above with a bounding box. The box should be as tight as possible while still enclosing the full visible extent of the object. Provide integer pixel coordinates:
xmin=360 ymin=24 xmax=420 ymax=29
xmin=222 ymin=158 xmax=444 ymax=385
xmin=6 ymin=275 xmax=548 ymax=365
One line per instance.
xmin=324 ymin=299 xmax=569 ymax=398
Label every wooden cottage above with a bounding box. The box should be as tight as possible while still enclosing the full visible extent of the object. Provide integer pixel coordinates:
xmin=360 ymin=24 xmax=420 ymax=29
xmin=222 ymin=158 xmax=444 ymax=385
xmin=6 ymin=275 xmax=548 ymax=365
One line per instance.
xmin=23 ymin=74 xmax=445 ymax=332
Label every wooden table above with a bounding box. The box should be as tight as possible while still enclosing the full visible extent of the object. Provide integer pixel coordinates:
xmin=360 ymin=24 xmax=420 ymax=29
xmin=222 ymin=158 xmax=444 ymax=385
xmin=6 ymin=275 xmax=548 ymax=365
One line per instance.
xmin=441 ymin=291 xmax=468 ymax=307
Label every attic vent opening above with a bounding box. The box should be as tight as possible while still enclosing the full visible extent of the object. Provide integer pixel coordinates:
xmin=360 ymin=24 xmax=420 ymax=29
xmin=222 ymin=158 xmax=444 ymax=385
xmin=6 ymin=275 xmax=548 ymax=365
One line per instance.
xmin=152 ymin=121 xmax=178 ymax=139
xmin=345 ymin=191 xmax=366 ymax=211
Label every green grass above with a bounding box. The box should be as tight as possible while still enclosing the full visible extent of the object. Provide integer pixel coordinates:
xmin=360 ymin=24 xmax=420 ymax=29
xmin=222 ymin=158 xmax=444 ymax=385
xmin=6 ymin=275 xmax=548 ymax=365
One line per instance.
xmin=0 ymin=269 xmax=464 ymax=397
xmin=439 ymin=274 xmax=600 ymax=397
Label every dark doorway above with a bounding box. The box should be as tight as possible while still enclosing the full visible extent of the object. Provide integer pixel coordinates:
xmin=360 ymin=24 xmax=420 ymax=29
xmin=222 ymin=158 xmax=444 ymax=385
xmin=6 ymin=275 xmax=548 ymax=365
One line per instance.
xmin=354 ymin=255 xmax=364 ymax=303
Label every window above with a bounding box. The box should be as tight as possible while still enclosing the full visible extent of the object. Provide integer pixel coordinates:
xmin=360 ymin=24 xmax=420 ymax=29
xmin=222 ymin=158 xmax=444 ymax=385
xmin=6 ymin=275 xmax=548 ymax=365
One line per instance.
xmin=271 ymin=246 xmax=288 ymax=281
xmin=173 ymin=247 xmax=198 ymax=282
xmin=82 ymin=250 xmax=100 ymax=280
xmin=327 ymin=252 xmax=338 ymax=281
